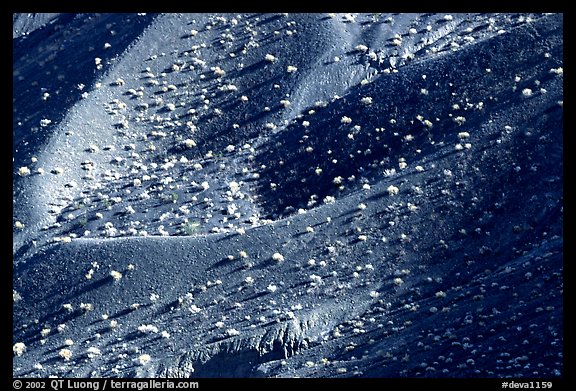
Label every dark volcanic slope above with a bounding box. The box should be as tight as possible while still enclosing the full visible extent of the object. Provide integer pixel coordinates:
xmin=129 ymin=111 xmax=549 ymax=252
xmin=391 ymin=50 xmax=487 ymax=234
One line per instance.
xmin=13 ymin=13 xmax=563 ymax=378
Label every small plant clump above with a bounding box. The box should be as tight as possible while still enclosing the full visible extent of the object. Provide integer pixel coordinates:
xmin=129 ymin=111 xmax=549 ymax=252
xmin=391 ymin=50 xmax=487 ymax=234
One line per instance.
xmin=360 ymin=97 xmax=373 ymax=105
xmin=59 ymin=348 xmax=73 ymax=361
xmin=110 ymin=270 xmax=123 ymax=281
xmin=138 ymin=324 xmax=159 ymax=334
xmin=87 ymin=347 xmax=101 ymax=358
xmin=18 ymin=166 xmax=31 ymax=176
xmin=138 ymin=354 xmax=152 ymax=365
xmin=272 ymin=252 xmax=285 ymax=262
xmin=13 ymin=342 xmax=26 ymax=357
xmin=13 ymin=290 xmax=22 ymax=302
xmin=387 ymin=185 xmax=400 ymax=195
xmin=435 ymin=291 xmax=447 ymax=298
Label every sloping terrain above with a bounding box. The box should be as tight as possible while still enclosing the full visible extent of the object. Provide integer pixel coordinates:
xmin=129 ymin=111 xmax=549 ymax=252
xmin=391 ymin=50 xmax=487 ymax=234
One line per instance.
xmin=13 ymin=13 xmax=563 ymax=378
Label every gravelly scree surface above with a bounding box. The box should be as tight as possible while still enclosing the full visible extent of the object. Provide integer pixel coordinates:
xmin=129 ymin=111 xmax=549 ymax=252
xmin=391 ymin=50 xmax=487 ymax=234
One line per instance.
xmin=13 ymin=13 xmax=563 ymax=379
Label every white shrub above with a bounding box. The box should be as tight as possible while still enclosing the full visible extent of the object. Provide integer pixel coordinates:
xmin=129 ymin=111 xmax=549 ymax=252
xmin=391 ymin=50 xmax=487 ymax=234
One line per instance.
xmin=110 ymin=270 xmax=122 ymax=281
xmin=13 ymin=342 xmax=26 ymax=356
xmin=227 ymin=203 xmax=238 ymax=215
xmin=138 ymin=324 xmax=159 ymax=334
xmin=13 ymin=290 xmax=22 ymax=302
xmin=87 ymin=347 xmax=101 ymax=358
xmin=387 ymin=185 xmax=399 ymax=195
xmin=453 ymin=116 xmax=466 ymax=126
xmin=59 ymin=348 xmax=73 ymax=361
xmin=18 ymin=166 xmax=31 ymax=176
xmin=138 ymin=354 xmax=151 ymax=365
xmin=188 ymin=304 xmax=201 ymax=314
xmin=183 ymin=139 xmax=197 ymax=148
xmin=323 ymin=195 xmax=336 ymax=204
xmin=549 ymin=67 xmax=563 ymax=75
xmin=360 ymin=97 xmax=373 ymax=105
xmin=267 ymin=284 xmax=278 ymax=293
xmin=272 ymin=252 xmax=285 ymax=262
xmin=287 ymin=65 xmax=298 ymax=73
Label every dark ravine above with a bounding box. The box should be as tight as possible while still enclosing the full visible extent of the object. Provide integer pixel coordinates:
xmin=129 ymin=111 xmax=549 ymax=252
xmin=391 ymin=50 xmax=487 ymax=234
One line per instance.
xmin=13 ymin=13 xmax=562 ymax=378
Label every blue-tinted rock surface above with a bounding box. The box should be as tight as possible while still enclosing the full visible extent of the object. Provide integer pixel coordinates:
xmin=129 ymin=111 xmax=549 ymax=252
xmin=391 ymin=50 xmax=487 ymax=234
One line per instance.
xmin=13 ymin=13 xmax=563 ymax=378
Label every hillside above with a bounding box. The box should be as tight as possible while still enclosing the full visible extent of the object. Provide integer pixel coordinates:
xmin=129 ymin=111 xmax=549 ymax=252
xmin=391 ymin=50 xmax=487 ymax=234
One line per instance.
xmin=13 ymin=13 xmax=563 ymax=378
